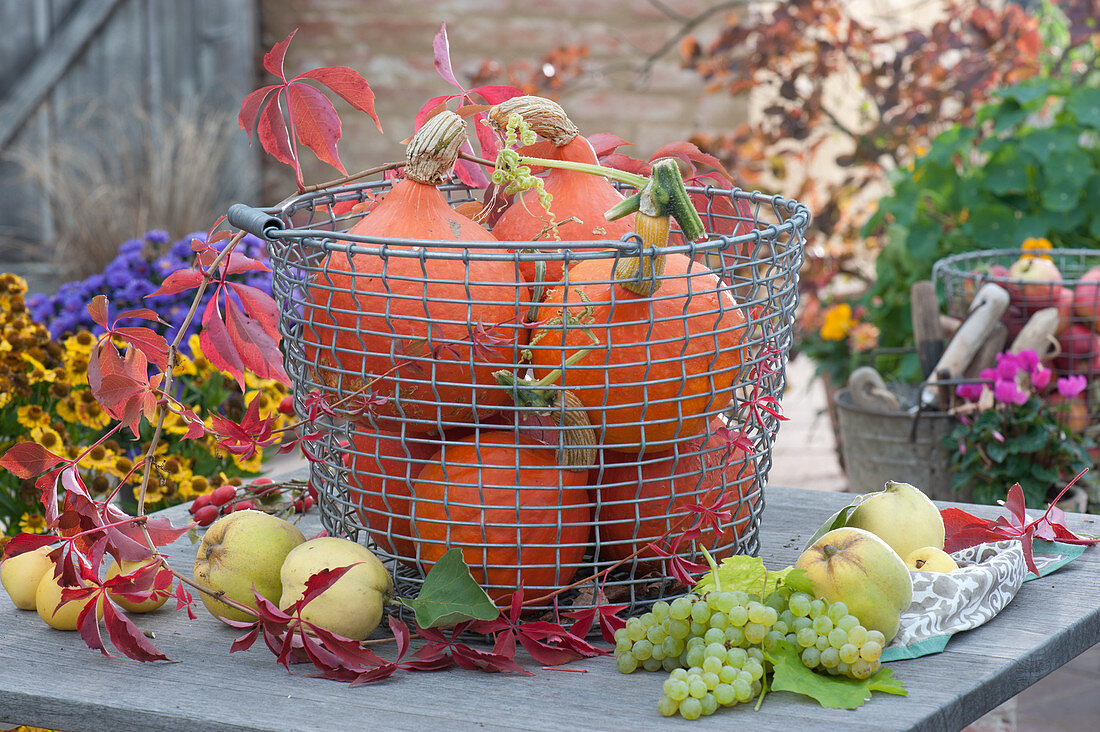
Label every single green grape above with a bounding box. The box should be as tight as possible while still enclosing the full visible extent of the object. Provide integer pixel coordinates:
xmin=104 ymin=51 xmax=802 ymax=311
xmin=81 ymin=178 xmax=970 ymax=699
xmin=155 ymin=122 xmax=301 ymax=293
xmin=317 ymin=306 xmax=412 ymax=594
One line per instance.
xmin=702 ymin=655 xmax=723 ymax=675
xmin=724 ymin=626 xmax=746 ymax=647
xmin=684 ymin=645 xmax=706 ymax=668
xmin=705 ymin=642 xmax=727 ymax=660
xmin=714 ymin=682 xmax=737 ymax=707
xmin=626 ymin=617 xmax=647 ymax=642
xmin=666 ymin=618 xmax=691 ymax=640
xmin=792 ymin=616 xmax=813 ymax=632
xmin=788 ymin=592 xmax=813 ymax=617
xmin=703 ymin=627 xmax=725 ymax=646
xmin=701 ymin=671 xmax=720 ymax=691
xmin=662 ymin=636 xmax=685 ymax=659
xmin=662 ymin=656 xmax=682 ymax=673
xmin=670 ymin=596 xmax=694 ymax=620
xmin=743 ymin=657 xmax=765 ymax=682
xmin=617 ymin=653 xmax=639 ymax=674
xmin=866 ymin=629 xmax=886 ymax=647
xmin=746 ymin=602 xmax=768 ymax=625
xmin=726 ymin=605 xmax=749 ymax=627
xmin=725 ymin=646 xmax=748 ymax=668
xmin=688 ymin=676 xmax=709 ymax=699
xmin=669 ymin=667 xmax=689 ymax=682
xmin=679 ymin=696 xmax=704 ymax=720
xmin=812 ymin=615 xmax=834 ymax=635
xmin=763 ymin=629 xmax=786 ymax=651
xmin=809 ymin=599 xmax=826 ymax=617
xmin=713 ymin=592 xmax=737 ymax=614
xmin=647 ymin=624 xmax=667 ymax=645
xmin=746 ymin=647 xmax=764 ymax=663
xmin=839 ymin=642 xmax=860 ymax=664
xmin=744 ymin=622 xmax=766 ymax=645
xmin=847 ymin=625 xmax=869 ymax=647
xmin=837 ymin=614 xmax=860 ymax=632
xmin=732 ymin=677 xmax=754 ymax=703
xmin=652 ymin=600 xmax=671 ymax=620
xmin=828 ymin=627 xmax=848 ymax=649
xmin=632 ymin=639 xmax=653 ymax=661
xmin=820 ymin=646 xmax=841 ymax=669
xmin=657 ymin=694 xmax=680 ymax=717
xmin=796 ymin=627 xmax=817 ymax=648
xmin=718 ymin=665 xmax=739 ymax=684
xmin=860 ymin=640 xmax=883 ymax=662
xmin=708 ymin=611 xmax=729 ymax=630
xmin=700 ymin=692 xmax=719 ymax=716
xmin=801 ymin=646 xmax=821 ymax=668
xmin=851 ymin=658 xmax=876 ymax=679
xmin=642 ymin=657 xmax=663 ymax=672
xmin=827 ymin=601 xmax=849 ymax=623
xmin=689 ymin=621 xmax=708 ymax=638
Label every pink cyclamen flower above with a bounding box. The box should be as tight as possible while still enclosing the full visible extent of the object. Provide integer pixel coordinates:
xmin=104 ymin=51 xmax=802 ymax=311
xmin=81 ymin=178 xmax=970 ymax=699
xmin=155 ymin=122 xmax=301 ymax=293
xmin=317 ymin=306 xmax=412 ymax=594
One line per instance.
xmin=956 ymin=381 xmax=985 ymax=402
xmin=995 ymin=351 xmax=1023 ymax=381
xmin=1016 ymin=349 xmax=1040 ymax=372
xmin=1030 ymin=364 xmax=1052 ymax=390
xmin=994 ymin=379 xmax=1028 ymax=405
xmin=1057 ymin=374 xmax=1088 ymax=399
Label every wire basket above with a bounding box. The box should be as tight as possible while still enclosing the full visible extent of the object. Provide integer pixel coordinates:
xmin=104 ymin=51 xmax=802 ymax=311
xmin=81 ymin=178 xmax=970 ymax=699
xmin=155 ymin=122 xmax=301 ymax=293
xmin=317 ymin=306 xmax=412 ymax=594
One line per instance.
xmin=934 ymin=248 xmax=1100 ymax=440
xmin=227 ymin=177 xmax=810 ymax=613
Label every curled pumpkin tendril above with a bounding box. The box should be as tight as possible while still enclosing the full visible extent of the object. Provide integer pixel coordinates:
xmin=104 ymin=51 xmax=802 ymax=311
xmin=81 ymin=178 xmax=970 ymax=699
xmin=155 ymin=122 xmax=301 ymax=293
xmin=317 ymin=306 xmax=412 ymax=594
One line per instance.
xmin=491 ymin=113 xmax=558 ymax=240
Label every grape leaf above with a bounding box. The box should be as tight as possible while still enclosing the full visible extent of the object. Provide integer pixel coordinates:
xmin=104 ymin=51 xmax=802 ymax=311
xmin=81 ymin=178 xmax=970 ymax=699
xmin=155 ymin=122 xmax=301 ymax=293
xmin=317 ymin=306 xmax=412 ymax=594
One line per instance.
xmin=693 ymin=555 xmax=813 ymax=597
xmin=765 ymin=641 xmax=907 ymax=709
xmin=397 ymin=548 xmax=500 ymax=628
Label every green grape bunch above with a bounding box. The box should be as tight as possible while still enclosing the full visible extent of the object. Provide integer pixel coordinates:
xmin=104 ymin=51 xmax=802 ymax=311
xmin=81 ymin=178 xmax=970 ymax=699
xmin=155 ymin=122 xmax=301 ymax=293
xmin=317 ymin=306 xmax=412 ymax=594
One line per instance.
xmin=614 ymin=588 xmax=886 ymax=720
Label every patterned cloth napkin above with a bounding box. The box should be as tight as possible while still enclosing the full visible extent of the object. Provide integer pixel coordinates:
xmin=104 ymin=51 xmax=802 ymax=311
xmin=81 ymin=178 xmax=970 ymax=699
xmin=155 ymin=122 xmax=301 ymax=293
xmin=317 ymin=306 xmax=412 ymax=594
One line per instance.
xmin=881 ymin=539 xmax=1085 ymax=661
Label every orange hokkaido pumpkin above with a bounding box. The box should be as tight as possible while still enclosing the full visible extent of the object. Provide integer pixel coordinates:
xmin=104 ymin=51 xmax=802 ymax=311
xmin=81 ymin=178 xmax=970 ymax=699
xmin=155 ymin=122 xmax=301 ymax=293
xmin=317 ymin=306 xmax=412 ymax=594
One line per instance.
xmin=593 ymin=424 xmax=757 ymax=568
xmin=409 ymin=431 xmax=592 ymax=604
xmin=302 ymin=112 xmax=527 ymax=430
xmin=489 ymin=97 xmax=636 ymax=285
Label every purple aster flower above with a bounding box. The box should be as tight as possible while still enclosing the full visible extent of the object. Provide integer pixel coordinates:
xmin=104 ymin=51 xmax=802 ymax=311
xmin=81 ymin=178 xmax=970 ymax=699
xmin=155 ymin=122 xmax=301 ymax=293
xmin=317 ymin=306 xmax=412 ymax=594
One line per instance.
xmin=154 ymin=254 xmax=185 ymax=278
xmin=171 ymin=236 xmax=199 ymax=259
xmin=119 ymin=238 xmax=145 ymax=255
xmin=144 ymin=230 xmax=170 ymax=245
xmin=993 ymin=378 xmax=1028 ymax=405
xmin=1057 ymin=374 xmax=1088 ymax=399
xmin=105 ymin=260 xmax=133 ymax=289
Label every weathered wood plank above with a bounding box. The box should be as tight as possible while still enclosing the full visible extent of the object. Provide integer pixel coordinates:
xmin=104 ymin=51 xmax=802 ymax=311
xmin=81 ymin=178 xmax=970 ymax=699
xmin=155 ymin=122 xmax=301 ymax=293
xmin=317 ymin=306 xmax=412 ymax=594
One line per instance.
xmin=0 ymin=487 xmax=1097 ymax=731
xmin=0 ymin=0 xmax=125 ymax=149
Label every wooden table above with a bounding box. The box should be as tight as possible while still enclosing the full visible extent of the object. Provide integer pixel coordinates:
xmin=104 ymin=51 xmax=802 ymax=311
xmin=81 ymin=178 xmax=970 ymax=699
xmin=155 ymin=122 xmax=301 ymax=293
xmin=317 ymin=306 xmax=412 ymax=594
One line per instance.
xmin=2 ymin=487 xmax=1098 ymax=732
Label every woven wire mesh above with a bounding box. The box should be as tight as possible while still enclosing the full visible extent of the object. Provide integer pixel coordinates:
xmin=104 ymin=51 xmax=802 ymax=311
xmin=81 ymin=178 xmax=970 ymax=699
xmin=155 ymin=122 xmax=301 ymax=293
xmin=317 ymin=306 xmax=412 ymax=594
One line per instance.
xmin=934 ymin=248 xmax=1100 ymax=445
xmin=240 ymin=177 xmax=809 ymax=613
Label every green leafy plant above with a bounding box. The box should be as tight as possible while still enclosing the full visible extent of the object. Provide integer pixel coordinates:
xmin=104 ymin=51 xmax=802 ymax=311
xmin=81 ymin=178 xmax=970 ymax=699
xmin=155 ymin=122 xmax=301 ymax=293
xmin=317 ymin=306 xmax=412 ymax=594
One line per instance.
xmin=864 ymin=72 xmax=1100 ymax=379
xmin=945 ymin=349 xmax=1093 ymax=506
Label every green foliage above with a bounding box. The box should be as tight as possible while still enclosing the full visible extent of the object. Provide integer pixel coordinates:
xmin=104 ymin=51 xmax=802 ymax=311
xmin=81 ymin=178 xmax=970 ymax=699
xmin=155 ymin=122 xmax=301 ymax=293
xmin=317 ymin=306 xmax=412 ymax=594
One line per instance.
xmin=693 ymin=555 xmax=814 ymax=598
xmin=863 ymin=76 xmax=1100 ymax=380
xmin=945 ymin=396 xmax=1092 ymax=507
xmin=764 ymin=641 xmax=907 ymax=710
xmin=398 ymin=549 xmax=501 ymax=628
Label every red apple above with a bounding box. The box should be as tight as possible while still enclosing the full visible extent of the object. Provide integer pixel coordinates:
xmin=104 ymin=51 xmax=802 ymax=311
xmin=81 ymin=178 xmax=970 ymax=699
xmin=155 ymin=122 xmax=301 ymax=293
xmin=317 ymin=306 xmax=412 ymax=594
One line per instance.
xmin=1054 ymin=324 xmax=1100 ymax=376
xmin=1053 ymin=285 xmax=1075 ymax=335
xmin=1073 ymin=266 xmax=1100 ymax=332
xmin=1007 ymin=256 xmax=1063 ymax=306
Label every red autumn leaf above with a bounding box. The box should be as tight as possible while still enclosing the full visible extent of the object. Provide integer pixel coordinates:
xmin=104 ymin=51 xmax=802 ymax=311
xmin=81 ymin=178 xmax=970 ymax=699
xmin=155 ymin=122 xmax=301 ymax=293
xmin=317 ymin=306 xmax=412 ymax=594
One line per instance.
xmin=174 ymin=582 xmax=197 ymax=620
xmin=263 ymin=29 xmax=297 ymax=78
xmin=225 ymin=298 xmax=289 ymax=385
xmin=148 ymin=268 xmax=205 ymax=298
xmin=297 ymin=67 xmax=382 ymax=133
xmin=103 ymin=601 xmax=173 ymax=662
xmin=471 ymin=589 xmax=603 ymax=667
xmin=286 ymin=82 xmax=344 ymax=173
xmin=200 ymin=297 xmax=247 ymax=390
xmin=0 ymin=442 xmax=66 ymax=480
xmin=563 ymin=589 xmax=627 ymax=645
xmin=240 ymin=29 xmax=380 ymax=187
xmin=602 ymin=152 xmax=652 ymax=177
xmin=228 ymin=282 xmax=280 ymax=339
xmin=221 ymin=252 xmax=271 ymax=276
xmin=258 ymin=92 xmax=296 ymax=168
xmin=230 ymin=626 xmax=261 ymax=654
xmin=1 ymin=532 xmax=57 ymax=560
xmin=650 ymin=140 xmax=732 ymax=181
xmin=112 ymin=326 xmax=170 ymax=372
xmin=209 ymin=397 xmax=280 ymax=462
xmin=587 ymin=132 xmax=632 ymax=159
xmin=86 ymin=294 xmax=109 ymax=329
xmin=38 ymin=467 xmax=62 ymax=524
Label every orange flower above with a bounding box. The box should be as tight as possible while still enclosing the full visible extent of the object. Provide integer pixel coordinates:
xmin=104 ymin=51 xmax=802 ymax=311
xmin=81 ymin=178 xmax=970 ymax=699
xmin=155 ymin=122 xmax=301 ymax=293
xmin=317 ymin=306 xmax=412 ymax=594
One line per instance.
xmin=848 ymin=322 xmax=881 ymax=353
xmin=820 ymin=303 xmax=854 ymax=341
xmin=1020 ymin=237 xmax=1053 ymax=260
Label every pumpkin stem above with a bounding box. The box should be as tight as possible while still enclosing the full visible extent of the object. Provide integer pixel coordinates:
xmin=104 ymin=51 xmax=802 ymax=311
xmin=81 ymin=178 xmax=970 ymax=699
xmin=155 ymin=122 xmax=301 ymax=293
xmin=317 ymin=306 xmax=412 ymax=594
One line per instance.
xmin=489 ymin=96 xmax=579 ymax=147
xmin=491 ymin=369 xmax=596 ymax=470
xmin=612 ymin=158 xmax=705 ymax=296
xmin=405 ymin=110 xmax=468 ymax=185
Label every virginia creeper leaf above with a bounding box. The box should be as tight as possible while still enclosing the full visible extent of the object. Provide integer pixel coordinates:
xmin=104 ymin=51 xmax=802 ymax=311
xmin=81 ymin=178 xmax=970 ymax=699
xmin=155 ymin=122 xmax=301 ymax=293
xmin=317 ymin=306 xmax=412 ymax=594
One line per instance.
xmin=103 ymin=601 xmax=172 ymax=662
xmin=297 ymin=67 xmax=382 ymax=133
xmin=258 ymin=92 xmax=296 ymax=168
xmin=200 ymin=298 xmax=247 ymax=390
xmin=399 ymin=548 xmax=500 ymax=628
xmin=86 ymin=295 xmax=109 ymax=329
xmin=263 ymin=29 xmax=297 ymax=79
xmin=225 ymin=299 xmax=290 ymax=385
xmin=0 ymin=442 xmax=65 ymax=480
xmin=238 ymin=85 xmax=280 ymax=144
xmin=285 ymin=82 xmax=345 ymax=173
xmin=432 ymin=22 xmax=462 ymax=90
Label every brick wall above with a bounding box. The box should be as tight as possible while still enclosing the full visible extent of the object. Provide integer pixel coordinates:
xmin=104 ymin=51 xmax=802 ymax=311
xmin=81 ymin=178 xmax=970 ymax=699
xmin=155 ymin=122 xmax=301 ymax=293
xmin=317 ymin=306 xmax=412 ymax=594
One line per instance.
xmin=255 ymin=0 xmax=748 ymax=196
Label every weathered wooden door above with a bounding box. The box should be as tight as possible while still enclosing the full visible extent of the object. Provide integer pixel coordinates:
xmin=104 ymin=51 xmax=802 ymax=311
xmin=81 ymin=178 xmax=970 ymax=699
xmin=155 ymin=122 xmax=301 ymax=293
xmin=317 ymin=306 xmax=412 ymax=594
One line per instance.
xmin=0 ymin=0 xmax=259 ymax=291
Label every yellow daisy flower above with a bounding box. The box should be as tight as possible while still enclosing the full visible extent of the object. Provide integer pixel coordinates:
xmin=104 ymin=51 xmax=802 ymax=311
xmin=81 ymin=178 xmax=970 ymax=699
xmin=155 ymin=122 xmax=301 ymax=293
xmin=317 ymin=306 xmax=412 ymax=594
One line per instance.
xmin=56 ymin=394 xmax=80 ymax=424
xmin=18 ymin=512 xmax=47 ymax=534
xmin=17 ymin=405 xmax=50 ymax=430
xmin=80 ymin=443 xmax=118 ymax=473
xmin=29 ymin=425 xmax=65 ymax=454
xmin=179 ymin=474 xmax=212 ymax=500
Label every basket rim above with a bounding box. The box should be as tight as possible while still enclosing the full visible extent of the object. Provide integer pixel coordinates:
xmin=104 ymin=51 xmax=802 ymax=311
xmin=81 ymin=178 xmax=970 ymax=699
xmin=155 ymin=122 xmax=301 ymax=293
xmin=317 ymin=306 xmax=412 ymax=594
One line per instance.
xmin=934 ymin=247 xmax=1100 ymax=278
xmin=255 ymin=181 xmax=811 ymax=258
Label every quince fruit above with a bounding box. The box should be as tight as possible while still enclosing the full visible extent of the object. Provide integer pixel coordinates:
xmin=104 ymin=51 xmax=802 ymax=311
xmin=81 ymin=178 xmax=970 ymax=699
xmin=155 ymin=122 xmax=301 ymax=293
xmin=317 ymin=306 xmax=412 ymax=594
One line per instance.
xmin=905 ymin=546 xmax=960 ymax=573
xmin=846 ymin=480 xmax=945 ymax=559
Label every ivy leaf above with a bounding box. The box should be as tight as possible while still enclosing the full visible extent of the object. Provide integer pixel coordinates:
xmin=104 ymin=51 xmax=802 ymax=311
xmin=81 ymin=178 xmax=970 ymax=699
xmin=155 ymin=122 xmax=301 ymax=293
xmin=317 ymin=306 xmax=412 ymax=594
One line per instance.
xmin=398 ymin=548 xmax=500 ymax=628
xmin=765 ymin=641 xmax=907 ymax=709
